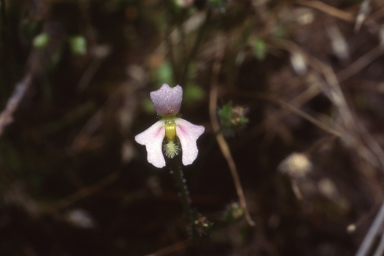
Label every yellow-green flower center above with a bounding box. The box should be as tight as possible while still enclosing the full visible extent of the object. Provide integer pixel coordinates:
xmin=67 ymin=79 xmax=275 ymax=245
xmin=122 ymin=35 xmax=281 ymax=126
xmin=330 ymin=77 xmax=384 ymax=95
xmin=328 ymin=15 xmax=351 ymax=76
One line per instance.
xmin=161 ymin=115 xmax=180 ymax=159
xmin=165 ymin=122 xmax=176 ymax=141
xmin=162 ymin=115 xmax=178 ymax=142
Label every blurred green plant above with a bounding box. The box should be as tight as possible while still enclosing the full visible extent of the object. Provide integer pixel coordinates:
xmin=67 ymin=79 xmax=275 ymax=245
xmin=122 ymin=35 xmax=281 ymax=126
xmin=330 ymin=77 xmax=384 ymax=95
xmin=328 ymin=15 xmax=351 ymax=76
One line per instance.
xmin=183 ymin=82 xmax=204 ymax=105
xmin=208 ymin=0 xmax=228 ymax=9
xmin=155 ymin=60 xmax=174 ymax=87
xmin=253 ymin=38 xmax=267 ymax=61
xmin=69 ymin=35 xmax=87 ymax=56
xmin=142 ymin=98 xmax=156 ymax=114
xmin=33 ymin=33 xmax=50 ymax=49
xmin=223 ymin=202 xmax=245 ymax=223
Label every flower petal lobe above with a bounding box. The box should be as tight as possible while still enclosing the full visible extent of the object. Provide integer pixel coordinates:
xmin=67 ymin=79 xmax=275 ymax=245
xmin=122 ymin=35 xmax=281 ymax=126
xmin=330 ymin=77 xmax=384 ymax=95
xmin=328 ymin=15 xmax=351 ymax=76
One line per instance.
xmin=135 ymin=121 xmax=166 ymax=168
xmin=176 ymin=118 xmax=205 ymax=166
xmin=150 ymin=84 xmax=183 ymax=115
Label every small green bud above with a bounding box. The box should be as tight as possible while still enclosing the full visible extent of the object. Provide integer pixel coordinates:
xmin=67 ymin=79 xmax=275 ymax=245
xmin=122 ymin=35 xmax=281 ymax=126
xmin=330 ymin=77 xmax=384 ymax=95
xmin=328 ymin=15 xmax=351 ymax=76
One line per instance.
xmin=193 ymin=212 xmax=213 ymax=238
xmin=223 ymin=202 xmax=245 ymax=223
xmin=218 ymin=102 xmax=248 ymax=136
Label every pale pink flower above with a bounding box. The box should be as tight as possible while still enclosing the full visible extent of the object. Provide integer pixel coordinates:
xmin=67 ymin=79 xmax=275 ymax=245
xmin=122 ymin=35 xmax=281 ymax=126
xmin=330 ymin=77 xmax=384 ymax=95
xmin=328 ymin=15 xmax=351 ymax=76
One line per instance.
xmin=135 ymin=84 xmax=205 ymax=168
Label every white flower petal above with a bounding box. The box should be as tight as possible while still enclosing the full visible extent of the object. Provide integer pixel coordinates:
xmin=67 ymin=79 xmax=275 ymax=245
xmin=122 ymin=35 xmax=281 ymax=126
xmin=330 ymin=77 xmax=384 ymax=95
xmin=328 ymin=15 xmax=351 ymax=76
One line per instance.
xmin=176 ymin=118 xmax=205 ymax=166
xmin=135 ymin=121 xmax=166 ymax=168
xmin=150 ymin=84 xmax=183 ymax=115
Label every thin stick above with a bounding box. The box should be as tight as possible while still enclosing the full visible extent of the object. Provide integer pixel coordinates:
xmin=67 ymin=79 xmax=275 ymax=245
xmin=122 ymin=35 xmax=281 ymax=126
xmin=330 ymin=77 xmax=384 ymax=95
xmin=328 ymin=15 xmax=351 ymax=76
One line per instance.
xmin=303 ymin=135 xmax=339 ymax=156
xmin=209 ymin=39 xmax=255 ymax=226
xmin=245 ymin=84 xmax=321 ymax=140
xmin=337 ymin=45 xmax=384 ymax=82
xmin=349 ymin=201 xmax=381 ymax=232
xmin=295 ymin=0 xmax=354 ymax=22
xmin=356 ymin=201 xmax=384 ymax=256
xmin=373 ymin=231 xmax=384 ymax=256
xmin=236 ymin=90 xmax=342 ymax=137
xmin=146 ymin=240 xmax=191 ymax=256
xmin=44 ymin=172 xmax=119 ymax=213
xmin=0 ymin=74 xmax=32 ymax=136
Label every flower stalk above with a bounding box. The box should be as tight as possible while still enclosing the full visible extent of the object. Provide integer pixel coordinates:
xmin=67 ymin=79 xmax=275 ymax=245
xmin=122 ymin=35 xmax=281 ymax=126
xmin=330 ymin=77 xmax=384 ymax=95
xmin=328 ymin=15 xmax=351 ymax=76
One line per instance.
xmin=169 ymin=158 xmax=194 ymax=234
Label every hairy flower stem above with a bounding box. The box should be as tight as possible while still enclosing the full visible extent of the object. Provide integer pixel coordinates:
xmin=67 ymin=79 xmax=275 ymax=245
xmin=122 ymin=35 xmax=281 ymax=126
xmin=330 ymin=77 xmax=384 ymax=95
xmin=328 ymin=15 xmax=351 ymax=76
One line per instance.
xmin=170 ymin=158 xmax=194 ymax=234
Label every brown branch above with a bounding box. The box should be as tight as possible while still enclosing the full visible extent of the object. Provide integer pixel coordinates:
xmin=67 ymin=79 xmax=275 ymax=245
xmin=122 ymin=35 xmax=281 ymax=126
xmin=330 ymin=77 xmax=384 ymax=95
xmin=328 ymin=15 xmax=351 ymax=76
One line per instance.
xmin=336 ymin=45 xmax=384 ymax=82
xmin=274 ymin=39 xmax=384 ymax=171
xmin=295 ymin=0 xmax=354 ymax=22
xmin=209 ymin=39 xmax=255 ymax=226
xmin=235 ymin=90 xmax=342 ymax=137
xmin=303 ymin=135 xmax=339 ymax=156
xmin=240 ymin=84 xmax=321 ymax=145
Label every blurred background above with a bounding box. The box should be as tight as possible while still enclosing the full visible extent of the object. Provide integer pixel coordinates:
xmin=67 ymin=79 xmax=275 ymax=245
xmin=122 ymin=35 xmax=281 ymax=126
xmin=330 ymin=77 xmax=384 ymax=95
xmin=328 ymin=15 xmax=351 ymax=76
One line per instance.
xmin=1 ymin=0 xmax=384 ymax=255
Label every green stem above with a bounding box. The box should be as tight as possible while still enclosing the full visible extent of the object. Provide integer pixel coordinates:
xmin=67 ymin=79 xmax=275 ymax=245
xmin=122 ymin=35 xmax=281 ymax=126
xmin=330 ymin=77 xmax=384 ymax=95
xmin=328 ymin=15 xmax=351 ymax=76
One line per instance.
xmin=170 ymin=158 xmax=194 ymax=232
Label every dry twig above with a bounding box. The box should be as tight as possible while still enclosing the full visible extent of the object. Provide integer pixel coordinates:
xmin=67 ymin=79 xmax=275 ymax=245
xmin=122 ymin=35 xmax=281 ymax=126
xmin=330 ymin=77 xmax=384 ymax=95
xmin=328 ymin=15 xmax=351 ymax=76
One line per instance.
xmin=275 ymin=39 xmax=384 ymax=171
xmin=336 ymin=44 xmax=384 ymax=82
xmin=0 ymin=74 xmax=32 ymax=136
xmin=209 ymin=38 xmax=255 ymax=226
xmin=146 ymin=240 xmax=190 ymax=256
xmin=44 ymin=172 xmax=119 ymax=214
xmin=295 ymin=0 xmax=354 ymax=22
xmin=235 ymin=90 xmax=341 ymax=137
xmin=355 ymin=201 xmax=384 ymax=256
xmin=243 ymin=83 xmax=322 ymax=143
xmin=303 ymin=135 xmax=339 ymax=156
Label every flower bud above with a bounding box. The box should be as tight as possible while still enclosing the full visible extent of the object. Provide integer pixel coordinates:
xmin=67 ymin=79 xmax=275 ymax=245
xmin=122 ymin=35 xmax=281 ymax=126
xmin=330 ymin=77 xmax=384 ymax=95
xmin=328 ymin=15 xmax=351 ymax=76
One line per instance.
xmin=223 ymin=202 xmax=245 ymax=223
xmin=218 ymin=102 xmax=248 ymax=136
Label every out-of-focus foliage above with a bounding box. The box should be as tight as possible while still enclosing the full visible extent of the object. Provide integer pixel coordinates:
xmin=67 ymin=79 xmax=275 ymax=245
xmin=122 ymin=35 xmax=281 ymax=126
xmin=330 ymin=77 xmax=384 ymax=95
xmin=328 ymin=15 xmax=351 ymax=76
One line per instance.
xmin=69 ymin=35 xmax=87 ymax=55
xmin=33 ymin=33 xmax=50 ymax=48
xmin=253 ymin=38 xmax=267 ymax=61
